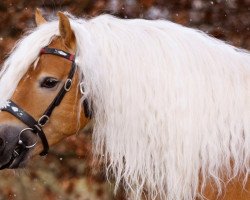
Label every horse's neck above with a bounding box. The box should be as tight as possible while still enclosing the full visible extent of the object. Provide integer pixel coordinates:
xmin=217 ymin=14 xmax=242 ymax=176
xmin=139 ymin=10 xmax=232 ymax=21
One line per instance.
xmin=126 ymin=178 xmax=250 ymax=200
xmin=200 ymin=176 xmax=250 ymax=200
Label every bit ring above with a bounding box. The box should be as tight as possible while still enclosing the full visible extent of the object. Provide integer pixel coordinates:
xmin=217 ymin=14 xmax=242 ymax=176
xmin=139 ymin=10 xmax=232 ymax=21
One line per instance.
xmin=18 ymin=128 xmax=38 ymax=149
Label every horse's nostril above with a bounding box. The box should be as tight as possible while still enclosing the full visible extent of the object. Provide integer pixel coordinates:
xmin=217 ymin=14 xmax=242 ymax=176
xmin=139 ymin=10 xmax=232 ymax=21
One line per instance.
xmin=0 ymin=137 xmax=5 ymax=153
xmin=0 ymin=138 xmax=4 ymax=146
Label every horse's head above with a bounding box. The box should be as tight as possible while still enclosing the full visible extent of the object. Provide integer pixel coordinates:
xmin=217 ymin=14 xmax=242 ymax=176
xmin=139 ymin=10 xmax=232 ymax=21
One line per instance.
xmin=0 ymin=10 xmax=90 ymax=169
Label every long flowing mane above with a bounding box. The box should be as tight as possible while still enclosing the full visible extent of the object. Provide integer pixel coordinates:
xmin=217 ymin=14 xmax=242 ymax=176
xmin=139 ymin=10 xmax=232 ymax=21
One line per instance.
xmin=0 ymin=14 xmax=250 ymax=200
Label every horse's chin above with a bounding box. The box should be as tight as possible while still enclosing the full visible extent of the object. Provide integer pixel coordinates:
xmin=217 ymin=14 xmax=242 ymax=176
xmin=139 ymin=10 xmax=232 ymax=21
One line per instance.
xmin=0 ymin=149 xmax=30 ymax=170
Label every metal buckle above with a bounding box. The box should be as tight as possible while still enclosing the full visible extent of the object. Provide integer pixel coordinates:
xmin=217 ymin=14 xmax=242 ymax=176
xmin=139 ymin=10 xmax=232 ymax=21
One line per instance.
xmin=38 ymin=115 xmax=49 ymax=127
xmin=18 ymin=128 xmax=38 ymax=149
xmin=80 ymin=82 xmax=84 ymax=94
xmin=64 ymin=79 xmax=72 ymax=91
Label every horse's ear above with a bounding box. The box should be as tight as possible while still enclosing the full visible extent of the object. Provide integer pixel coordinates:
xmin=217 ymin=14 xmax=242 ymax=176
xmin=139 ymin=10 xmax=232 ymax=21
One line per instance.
xmin=35 ymin=8 xmax=47 ymax=26
xmin=58 ymin=12 xmax=76 ymax=50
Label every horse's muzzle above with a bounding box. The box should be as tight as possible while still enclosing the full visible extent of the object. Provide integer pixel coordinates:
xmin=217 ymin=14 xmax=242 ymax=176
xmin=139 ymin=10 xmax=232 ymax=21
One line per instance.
xmin=0 ymin=125 xmax=37 ymax=169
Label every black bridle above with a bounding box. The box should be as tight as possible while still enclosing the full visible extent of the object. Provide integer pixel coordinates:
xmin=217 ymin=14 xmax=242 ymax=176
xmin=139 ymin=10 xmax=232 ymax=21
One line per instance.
xmin=1 ymin=47 xmax=89 ymax=157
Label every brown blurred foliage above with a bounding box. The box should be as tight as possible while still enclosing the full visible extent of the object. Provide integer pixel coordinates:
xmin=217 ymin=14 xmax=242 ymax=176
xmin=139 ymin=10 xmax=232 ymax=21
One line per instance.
xmin=0 ymin=0 xmax=249 ymax=63
xmin=0 ymin=0 xmax=249 ymax=200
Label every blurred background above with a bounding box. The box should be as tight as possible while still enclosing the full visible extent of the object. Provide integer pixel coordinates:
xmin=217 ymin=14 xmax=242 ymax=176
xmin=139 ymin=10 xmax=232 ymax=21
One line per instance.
xmin=0 ymin=0 xmax=249 ymax=200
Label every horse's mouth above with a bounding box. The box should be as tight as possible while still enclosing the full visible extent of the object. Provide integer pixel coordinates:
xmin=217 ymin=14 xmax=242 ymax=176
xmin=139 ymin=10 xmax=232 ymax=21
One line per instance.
xmin=0 ymin=148 xmax=29 ymax=170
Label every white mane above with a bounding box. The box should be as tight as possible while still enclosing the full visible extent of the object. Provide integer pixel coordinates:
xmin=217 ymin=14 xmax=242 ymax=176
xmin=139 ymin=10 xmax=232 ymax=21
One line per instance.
xmin=0 ymin=14 xmax=250 ymax=200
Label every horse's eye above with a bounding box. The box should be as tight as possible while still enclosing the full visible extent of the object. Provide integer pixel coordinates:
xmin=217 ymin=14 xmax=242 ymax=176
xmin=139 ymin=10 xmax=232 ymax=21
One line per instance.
xmin=40 ymin=77 xmax=59 ymax=88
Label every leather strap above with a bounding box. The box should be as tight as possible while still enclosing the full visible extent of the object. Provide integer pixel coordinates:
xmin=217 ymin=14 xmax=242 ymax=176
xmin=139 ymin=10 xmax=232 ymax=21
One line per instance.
xmin=40 ymin=47 xmax=75 ymax=61
xmin=38 ymin=47 xmax=77 ymax=126
xmin=1 ymin=100 xmax=49 ymax=156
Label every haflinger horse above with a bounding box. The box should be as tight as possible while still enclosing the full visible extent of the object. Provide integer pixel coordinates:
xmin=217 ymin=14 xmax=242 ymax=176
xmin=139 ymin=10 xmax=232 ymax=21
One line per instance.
xmin=0 ymin=9 xmax=249 ymax=200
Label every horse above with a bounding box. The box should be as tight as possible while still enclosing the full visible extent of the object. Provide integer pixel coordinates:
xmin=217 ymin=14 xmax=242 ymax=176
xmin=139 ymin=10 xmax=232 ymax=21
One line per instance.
xmin=0 ymin=9 xmax=249 ymax=200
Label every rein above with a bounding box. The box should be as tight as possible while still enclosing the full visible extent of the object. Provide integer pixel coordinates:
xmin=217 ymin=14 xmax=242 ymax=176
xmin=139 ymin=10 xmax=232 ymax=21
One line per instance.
xmin=1 ymin=47 xmax=87 ymax=157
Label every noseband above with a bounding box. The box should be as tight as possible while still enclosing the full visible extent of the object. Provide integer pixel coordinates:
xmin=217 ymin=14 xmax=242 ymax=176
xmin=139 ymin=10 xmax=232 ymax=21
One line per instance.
xmin=1 ymin=47 xmax=89 ymax=157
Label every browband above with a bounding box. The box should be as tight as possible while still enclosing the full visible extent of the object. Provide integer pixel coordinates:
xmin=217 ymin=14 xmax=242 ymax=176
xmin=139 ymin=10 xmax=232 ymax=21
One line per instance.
xmin=40 ymin=47 xmax=75 ymax=61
